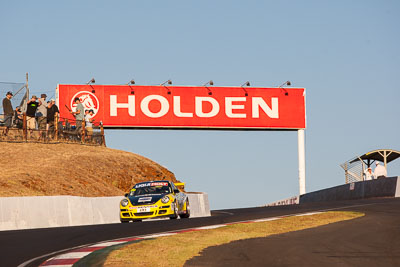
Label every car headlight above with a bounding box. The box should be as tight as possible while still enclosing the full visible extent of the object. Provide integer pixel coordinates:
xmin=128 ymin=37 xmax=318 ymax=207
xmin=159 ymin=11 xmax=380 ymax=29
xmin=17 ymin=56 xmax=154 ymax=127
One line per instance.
xmin=121 ymin=199 xmax=129 ymax=207
xmin=161 ymin=196 xmax=170 ymax=204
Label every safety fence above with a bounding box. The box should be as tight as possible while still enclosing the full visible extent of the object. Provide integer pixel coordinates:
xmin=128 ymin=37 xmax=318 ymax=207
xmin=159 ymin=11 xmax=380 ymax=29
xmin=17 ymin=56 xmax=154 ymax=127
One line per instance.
xmin=0 ymin=113 xmax=106 ymax=146
xmin=340 ymin=158 xmax=363 ymax=184
xmin=0 ymin=81 xmax=28 ymax=113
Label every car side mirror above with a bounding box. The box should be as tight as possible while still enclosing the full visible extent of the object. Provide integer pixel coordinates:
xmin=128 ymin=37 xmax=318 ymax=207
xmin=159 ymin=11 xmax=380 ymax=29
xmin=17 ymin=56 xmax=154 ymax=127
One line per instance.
xmin=124 ymin=193 xmax=128 ymax=197
xmin=174 ymin=189 xmax=180 ymax=194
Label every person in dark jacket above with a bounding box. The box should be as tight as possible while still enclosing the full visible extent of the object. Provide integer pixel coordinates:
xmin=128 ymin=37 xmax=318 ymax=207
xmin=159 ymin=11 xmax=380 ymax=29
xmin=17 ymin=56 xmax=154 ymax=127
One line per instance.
xmin=46 ymin=99 xmax=59 ymax=138
xmin=13 ymin=106 xmax=23 ymax=129
xmin=2 ymin=91 xmax=13 ymax=136
xmin=26 ymin=95 xmax=38 ymax=139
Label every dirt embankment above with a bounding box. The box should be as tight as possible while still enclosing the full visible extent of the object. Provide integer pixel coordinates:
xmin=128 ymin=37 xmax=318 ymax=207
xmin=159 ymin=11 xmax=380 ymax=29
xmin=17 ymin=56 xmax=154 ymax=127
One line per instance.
xmin=0 ymin=142 xmax=179 ymax=197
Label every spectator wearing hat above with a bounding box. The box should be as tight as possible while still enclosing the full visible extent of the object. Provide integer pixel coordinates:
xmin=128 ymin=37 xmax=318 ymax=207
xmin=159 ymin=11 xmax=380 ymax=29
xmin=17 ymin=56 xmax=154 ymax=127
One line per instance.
xmin=36 ymin=93 xmax=47 ymax=139
xmin=374 ymin=162 xmax=387 ymax=179
xmin=2 ymin=91 xmax=13 ymax=136
xmin=46 ymin=99 xmax=59 ymax=138
xmin=26 ymin=95 xmax=38 ymax=132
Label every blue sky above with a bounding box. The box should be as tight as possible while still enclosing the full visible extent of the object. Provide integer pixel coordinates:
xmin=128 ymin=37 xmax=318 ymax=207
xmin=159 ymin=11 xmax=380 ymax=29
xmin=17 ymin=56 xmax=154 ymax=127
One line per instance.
xmin=1 ymin=1 xmax=399 ymax=209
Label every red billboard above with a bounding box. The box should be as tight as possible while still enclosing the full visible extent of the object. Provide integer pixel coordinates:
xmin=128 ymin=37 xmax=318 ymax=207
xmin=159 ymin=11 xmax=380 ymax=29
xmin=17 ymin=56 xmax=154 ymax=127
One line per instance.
xmin=57 ymin=84 xmax=306 ymax=130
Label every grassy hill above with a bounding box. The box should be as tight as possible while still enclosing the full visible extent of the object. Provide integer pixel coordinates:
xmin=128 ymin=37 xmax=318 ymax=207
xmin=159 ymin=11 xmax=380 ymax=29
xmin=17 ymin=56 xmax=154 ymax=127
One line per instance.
xmin=0 ymin=142 xmax=179 ymax=197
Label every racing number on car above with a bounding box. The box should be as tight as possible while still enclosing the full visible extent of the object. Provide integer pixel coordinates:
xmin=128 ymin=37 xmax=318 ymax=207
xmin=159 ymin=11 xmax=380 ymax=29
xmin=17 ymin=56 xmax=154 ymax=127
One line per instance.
xmin=137 ymin=207 xmax=150 ymax=213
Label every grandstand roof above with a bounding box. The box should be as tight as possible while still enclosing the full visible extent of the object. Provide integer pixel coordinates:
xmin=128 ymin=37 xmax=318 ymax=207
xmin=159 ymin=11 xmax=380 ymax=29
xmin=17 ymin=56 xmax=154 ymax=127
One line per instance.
xmin=349 ymin=149 xmax=400 ymax=165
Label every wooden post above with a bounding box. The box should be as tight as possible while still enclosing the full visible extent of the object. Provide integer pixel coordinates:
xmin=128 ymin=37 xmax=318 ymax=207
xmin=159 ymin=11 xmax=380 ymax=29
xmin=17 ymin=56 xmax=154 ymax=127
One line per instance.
xmin=23 ymin=113 xmax=27 ymax=141
xmin=81 ymin=120 xmax=85 ymax=143
xmin=384 ymin=150 xmax=387 ymax=169
xmin=100 ymin=122 xmax=106 ymax=147
xmin=65 ymin=119 xmax=69 ymax=141
xmin=54 ymin=112 xmax=58 ymax=141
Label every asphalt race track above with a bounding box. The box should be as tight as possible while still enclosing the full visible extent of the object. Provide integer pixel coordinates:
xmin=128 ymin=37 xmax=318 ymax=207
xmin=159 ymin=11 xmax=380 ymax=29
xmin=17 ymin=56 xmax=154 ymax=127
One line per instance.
xmin=0 ymin=198 xmax=399 ymax=267
xmin=186 ymin=198 xmax=400 ymax=267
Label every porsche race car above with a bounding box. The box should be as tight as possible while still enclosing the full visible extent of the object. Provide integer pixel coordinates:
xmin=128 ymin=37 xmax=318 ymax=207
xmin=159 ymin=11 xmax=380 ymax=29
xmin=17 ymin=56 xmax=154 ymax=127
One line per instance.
xmin=120 ymin=181 xmax=190 ymax=222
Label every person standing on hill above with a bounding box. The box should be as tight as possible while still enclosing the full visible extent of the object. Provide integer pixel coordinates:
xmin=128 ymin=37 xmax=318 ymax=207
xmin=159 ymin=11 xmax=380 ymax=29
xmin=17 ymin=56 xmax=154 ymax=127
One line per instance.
xmin=70 ymin=97 xmax=84 ymax=135
xmin=2 ymin=91 xmax=13 ymax=136
xmin=36 ymin=93 xmax=47 ymax=140
xmin=46 ymin=99 xmax=59 ymax=138
xmin=85 ymin=109 xmax=95 ymax=141
xmin=26 ymin=95 xmax=38 ymax=131
xmin=14 ymin=106 xmax=23 ymax=129
xmin=374 ymin=162 xmax=387 ymax=179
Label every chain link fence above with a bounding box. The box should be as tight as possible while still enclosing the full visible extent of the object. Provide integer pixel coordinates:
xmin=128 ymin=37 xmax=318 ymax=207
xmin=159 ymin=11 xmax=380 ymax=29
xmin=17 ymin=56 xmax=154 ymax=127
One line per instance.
xmin=340 ymin=158 xmax=365 ymax=183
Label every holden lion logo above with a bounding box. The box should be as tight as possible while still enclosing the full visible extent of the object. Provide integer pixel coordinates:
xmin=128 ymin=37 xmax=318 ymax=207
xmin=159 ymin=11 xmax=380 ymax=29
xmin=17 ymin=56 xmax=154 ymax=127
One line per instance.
xmin=70 ymin=91 xmax=99 ymax=116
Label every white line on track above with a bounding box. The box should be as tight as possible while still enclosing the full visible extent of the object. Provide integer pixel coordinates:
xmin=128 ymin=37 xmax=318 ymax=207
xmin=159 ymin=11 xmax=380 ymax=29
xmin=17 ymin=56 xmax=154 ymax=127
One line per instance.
xmin=252 ymin=217 xmax=281 ymax=223
xmin=51 ymin=252 xmax=92 ymax=259
xmin=90 ymin=241 xmax=127 ymax=247
xmin=195 ymin=224 xmax=227 ymax=230
xmin=142 ymin=232 xmax=177 ymax=239
xmin=294 ymin=212 xmax=322 ymax=216
xmin=18 ymin=244 xmax=92 ymax=267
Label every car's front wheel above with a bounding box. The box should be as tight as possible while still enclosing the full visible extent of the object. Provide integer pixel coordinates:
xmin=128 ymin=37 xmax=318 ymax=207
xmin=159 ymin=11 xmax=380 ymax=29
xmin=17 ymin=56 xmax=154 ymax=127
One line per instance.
xmin=170 ymin=202 xmax=179 ymax=220
xmin=180 ymin=200 xmax=190 ymax=219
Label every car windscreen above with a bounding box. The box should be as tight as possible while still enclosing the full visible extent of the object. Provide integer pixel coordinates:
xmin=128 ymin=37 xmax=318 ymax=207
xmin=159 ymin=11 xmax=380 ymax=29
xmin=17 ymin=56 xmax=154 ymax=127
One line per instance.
xmin=131 ymin=185 xmax=171 ymax=196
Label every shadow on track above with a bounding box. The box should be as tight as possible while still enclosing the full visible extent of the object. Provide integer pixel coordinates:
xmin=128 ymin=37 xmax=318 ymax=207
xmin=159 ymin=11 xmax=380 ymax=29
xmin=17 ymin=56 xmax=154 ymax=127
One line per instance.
xmin=185 ymin=198 xmax=400 ymax=267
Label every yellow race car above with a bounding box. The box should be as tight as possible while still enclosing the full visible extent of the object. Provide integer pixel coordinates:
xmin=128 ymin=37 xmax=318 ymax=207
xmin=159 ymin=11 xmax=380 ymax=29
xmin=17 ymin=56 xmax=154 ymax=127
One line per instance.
xmin=120 ymin=181 xmax=190 ymax=222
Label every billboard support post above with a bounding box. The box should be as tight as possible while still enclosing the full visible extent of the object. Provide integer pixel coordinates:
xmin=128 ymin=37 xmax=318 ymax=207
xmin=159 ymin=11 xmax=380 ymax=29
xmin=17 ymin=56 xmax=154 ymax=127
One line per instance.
xmin=298 ymin=129 xmax=306 ymax=195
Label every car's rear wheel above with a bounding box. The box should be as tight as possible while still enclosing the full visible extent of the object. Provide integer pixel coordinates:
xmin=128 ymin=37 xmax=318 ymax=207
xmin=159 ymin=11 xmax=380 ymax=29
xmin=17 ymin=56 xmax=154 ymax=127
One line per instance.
xmin=170 ymin=201 xmax=179 ymax=220
xmin=180 ymin=200 xmax=190 ymax=219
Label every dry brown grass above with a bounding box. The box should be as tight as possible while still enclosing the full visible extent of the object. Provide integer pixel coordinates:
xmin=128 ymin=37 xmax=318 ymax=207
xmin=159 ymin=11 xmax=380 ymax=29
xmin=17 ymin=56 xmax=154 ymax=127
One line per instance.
xmin=103 ymin=211 xmax=363 ymax=267
xmin=0 ymin=142 xmax=179 ymax=197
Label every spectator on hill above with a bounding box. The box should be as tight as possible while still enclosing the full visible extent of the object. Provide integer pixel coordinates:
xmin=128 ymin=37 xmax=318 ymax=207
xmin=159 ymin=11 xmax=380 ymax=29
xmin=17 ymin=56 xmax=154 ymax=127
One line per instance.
xmin=85 ymin=109 xmax=95 ymax=140
xmin=70 ymin=97 xmax=84 ymax=135
xmin=26 ymin=95 xmax=38 ymax=131
xmin=374 ymin=162 xmax=387 ymax=179
xmin=46 ymin=99 xmax=59 ymax=138
xmin=2 ymin=91 xmax=13 ymax=136
xmin=364 ymin=167 xmax=374 ymax=180
xmin=36 ymin=93 xmax=47 ymax=140
xmin=14 ymin=106 xmax=23 ymax=129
